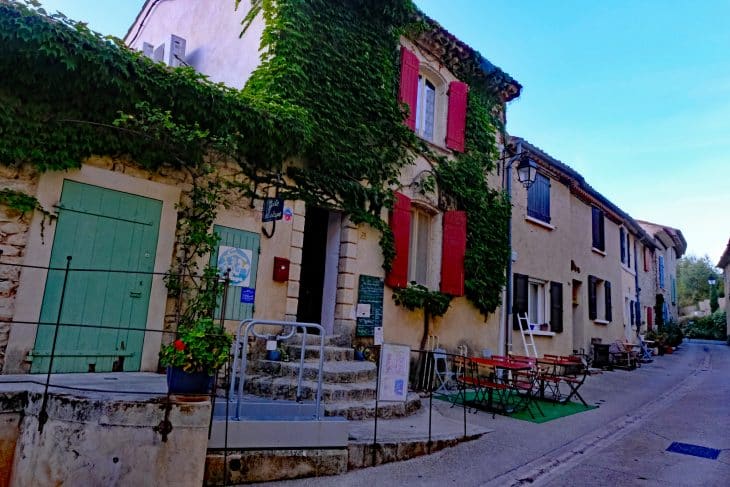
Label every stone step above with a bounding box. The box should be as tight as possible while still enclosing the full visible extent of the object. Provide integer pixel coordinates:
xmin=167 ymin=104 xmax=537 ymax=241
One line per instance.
xmin=246 ymin=376 xmax=377 ymax=403
xmin=324 ymin=392 xmax=422 ymax=420
xmin=286 ymin=344 xmax=354 ymax=362
xmin=254 ymin=359 xmax=377 ymax=383
xmin=287 ymin=333 xmax=344 ymax=347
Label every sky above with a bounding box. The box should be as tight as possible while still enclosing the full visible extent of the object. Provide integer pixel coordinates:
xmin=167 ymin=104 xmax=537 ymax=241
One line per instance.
xmin=35 ymin=0 xmax=730 ymax=264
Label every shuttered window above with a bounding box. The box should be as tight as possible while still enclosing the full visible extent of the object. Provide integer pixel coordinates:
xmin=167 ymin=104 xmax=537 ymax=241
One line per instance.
xmin=626 ymin=233 xmax=631 ymax=267
xmin=658 ymin=255 xmax=665 ymax=288
xmin=643 ymin=247 xmax=651 ymax=272
xmin=620 ymin=227 xmax=626 ymax=263
xmin=446 ymin=80 xmax=468 ymax=152
xmin=513 ymin=273 xmax=528 ymax=330
xmin=588 ymin=275 xmax=597 ymax=320
xmin=211 ymin=225 xmax=260 ymax=321
xmin=385 ymin=192 xmax=411 ymax=288
xmin=550 ymin=281 xmax=563 ymax=333
xmin=605 ymin=281 xmax=612 ymax=322
xmin=399 ymin=47 xmax=419 ymax=130
xmin=591 ymin=207 xmax=605 ymax=251
xmin=527 ymin=173 xmax=551 ymax=223
xmin=647 ymin=306 xmax=653 ymax=330
xmin=440 ymin=210 xmax=467 ymax=296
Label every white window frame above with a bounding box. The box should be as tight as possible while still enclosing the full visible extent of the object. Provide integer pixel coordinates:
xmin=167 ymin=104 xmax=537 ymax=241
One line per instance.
xmin=408 ymin=205 xmax=434 ymax=288
xmin=528 ymin=278 xmax=549 ymax=329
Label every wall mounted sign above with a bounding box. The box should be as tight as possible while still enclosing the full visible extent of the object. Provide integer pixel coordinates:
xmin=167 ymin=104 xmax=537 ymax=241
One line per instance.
xmin=377 ymin=343 xmax=410 ymax=402
xmin=356 ymin=275 xmax=384 ymax=337
xmin=217 ymin=246 xmax=253 ymax=287
xmin=262 ymin=197 xmax=284 ymax=222
xmin=240 ymin=287 xmax=256 ymax=304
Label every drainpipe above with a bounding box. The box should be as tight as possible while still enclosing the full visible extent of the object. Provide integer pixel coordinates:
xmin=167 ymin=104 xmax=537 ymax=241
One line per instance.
xmin=499 ymin=141 xmax=520 ymax=356
xmin=634 ymin=237 xmax=641 ymax=339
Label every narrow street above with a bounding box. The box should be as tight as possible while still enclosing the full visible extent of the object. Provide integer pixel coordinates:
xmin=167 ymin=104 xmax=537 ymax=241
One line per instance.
xmin=261 ymin=341 xmax=730 ymax=487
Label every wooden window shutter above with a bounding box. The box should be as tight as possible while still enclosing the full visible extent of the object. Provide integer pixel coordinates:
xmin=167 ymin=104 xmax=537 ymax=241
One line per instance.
xmin=385 ymin=192 xmax=411 ymax=288
xmin=513 ymin=273 xmax=528 ymax=330
xmin=620 ymin=227 xmax=625 ymax=263
xmin=588 ymin=275 xmax=597 ymax=320
xmin=445 ymin=80 xmax=468 ymax=152
xmin=647 ymin=306 xmax=653 ymax=330
xmin=605 ymin=281 xmax=612 ymax=322
xmin=527 ymin=173 xmax=551 ymax=223
xmin=398 ymin=47 xmax=420 ymax=131
xmin=626 ymin=234 xmax=631 ymax=267
xmin=440 ymin=210 xmax=467 ymax=296
xmin=630 ymin=300 xmax=635 ymax=327
xmin=643 ymin=247 xmax=650 ymax=272
xmin=550 ymin=281 xmax=563 ymax=333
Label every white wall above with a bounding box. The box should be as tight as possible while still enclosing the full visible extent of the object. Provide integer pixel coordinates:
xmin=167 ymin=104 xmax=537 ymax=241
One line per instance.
xmin=126 ymin=0 xmax=265 ymax=89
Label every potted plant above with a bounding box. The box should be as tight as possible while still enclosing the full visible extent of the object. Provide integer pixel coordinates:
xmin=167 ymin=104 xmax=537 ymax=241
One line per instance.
xmin=354 ymin=345 xmax=367 ymax=361
xmin=266 ymin=344 xmax=289 ymax=362
xmin=160 ymin=317 xmax=232 ymax=394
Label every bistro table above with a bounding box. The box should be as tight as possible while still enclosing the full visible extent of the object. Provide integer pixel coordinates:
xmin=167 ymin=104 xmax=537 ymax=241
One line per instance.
xmin=467 ymin=357 xmax=535 ymax=416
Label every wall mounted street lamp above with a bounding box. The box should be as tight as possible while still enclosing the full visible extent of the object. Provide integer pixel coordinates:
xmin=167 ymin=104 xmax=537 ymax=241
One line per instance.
xmin=708 ymin=275 xmax=717 ymax=287
xmin=516 ymin=154 xmax=538 ymax=189
xmin=499 ymin=146 xmax=539 ymax=356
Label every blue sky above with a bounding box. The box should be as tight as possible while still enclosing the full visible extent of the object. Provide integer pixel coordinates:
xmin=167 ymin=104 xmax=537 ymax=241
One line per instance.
xmin=36 ymin=0 xmax=730 ymax=263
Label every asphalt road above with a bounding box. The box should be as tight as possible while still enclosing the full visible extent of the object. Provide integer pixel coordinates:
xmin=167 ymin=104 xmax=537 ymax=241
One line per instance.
xmin=261 ymin=340 xmax=730 ymax=487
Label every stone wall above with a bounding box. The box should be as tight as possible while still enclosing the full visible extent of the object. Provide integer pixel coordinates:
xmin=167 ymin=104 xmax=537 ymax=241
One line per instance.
xmin=0 ymin=389 xmax=210 ymax=486
xmin=0 ymin=155 xmax=297 ymax=372
xmin=0 ymin=164 xmax=39 ymax=372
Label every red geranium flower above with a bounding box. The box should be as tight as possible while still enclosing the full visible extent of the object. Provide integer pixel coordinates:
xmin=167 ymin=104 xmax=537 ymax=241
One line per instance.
xmin=173 ymin=339 xmax=186 ymax=351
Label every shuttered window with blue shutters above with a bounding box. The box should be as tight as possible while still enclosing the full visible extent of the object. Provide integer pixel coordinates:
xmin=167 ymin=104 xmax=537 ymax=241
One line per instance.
xmin=527 ymin=173 xmax=551 ymax=223
xmin=210 ymin=225 xmax=260 ymax=321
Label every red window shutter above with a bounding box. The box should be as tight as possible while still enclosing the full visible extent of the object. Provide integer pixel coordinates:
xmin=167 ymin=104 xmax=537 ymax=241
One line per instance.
xmin=446 ymin=80 xmax=468 ymax=152
xmin=385 ymin=192 xmax=411 ymax=288
xmin=398 ymin=47 xmax=419 ymax=131
xmin=440 ymin=210 xmax=467 ymax=296
xmin=647 ymin=306 xmax=653 ymax=330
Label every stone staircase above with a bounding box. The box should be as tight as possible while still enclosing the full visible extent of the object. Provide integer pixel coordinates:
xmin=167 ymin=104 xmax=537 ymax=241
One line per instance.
xmin=244 ymin=335 xmax=421 ymax=420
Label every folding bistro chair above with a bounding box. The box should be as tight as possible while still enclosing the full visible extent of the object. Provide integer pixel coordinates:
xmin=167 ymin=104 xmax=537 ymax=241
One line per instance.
xmin=432 ymin=348 xmax=455 ymax=394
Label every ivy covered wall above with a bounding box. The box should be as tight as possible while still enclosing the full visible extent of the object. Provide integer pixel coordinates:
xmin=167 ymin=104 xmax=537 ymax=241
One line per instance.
xmin=0 ymin=0 xmax=516 ymax=317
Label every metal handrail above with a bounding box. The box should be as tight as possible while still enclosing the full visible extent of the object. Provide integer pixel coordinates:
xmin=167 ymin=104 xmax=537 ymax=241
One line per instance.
xmin=229 ymin=319 xmax=325 ymax=420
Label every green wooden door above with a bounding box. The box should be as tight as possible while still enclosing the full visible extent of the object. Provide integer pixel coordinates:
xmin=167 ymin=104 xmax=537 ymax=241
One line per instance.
xmin=31 ymin=181 xmax=162 ymax=373
xmin=211 ymin=225 xmax=260 ymax=321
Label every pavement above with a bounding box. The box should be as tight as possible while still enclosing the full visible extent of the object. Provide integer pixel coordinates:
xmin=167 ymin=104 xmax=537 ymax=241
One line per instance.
xmin=254 ymin=340 xmax=730 ymax=487
xmin=4 ymin=341 xmax=728 ymax=486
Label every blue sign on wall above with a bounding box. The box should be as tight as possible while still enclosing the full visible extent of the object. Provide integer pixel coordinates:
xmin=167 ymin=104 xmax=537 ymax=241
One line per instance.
xmin=262 ymin=198 xmax=284 ymax=222
xmin=240 ymin=287 xmax=256 ymax=304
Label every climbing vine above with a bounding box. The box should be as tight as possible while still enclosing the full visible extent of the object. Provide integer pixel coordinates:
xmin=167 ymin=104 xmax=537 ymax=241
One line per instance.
xmin=0 ymin=0 xmax=512 ymax=318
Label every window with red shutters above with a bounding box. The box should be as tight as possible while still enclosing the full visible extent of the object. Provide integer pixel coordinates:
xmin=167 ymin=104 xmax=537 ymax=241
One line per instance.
xmin=647 ymin=306 xmax=653 ymax=330
xmin=446 ymin=80 xmax=468 ymax=152
xmin=398 ymin=47 xmax=419 ymax=131
xmin=440 ymin=210 xmax=467 ymax=296
xmin=385 ymin=192 xmax=411 ymax=288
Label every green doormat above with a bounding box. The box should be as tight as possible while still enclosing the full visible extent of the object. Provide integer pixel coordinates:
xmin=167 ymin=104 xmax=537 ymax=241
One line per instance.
xmin=436 ymin=392 xmax=596 ymax=424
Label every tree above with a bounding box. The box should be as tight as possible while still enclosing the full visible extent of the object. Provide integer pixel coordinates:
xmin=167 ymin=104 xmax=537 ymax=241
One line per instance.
xmin=677 ymin=254 xmax=723 ymax=308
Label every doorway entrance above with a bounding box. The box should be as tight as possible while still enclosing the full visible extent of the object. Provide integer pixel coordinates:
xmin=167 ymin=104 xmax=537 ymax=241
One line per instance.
xmin=296 ymin=207 xmax=341 ymax=334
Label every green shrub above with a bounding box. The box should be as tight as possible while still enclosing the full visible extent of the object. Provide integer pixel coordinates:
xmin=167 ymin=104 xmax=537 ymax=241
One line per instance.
xmin=683 ymin=311 xmax=727 ymax=340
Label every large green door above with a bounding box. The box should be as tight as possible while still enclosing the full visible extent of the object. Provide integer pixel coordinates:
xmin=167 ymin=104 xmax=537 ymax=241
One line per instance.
xmin=211 ymin=225 xmax=260 ymax=321
xmin=31 ymin=181 xmax=162 ymax=373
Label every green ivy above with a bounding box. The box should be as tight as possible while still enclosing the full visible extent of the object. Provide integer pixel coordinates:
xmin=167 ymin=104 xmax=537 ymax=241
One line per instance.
xmin=392 ymin=283 xmax=452 ymax=318
xmin=0 ymin=188 xmax=42 ymax=214
xmin=0 ymin=0 xmax=512 ymax=319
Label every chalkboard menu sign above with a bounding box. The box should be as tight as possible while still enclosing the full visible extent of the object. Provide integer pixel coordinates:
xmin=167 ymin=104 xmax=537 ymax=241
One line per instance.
xmin=356 ymin=275 xmax=384 ymax=337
